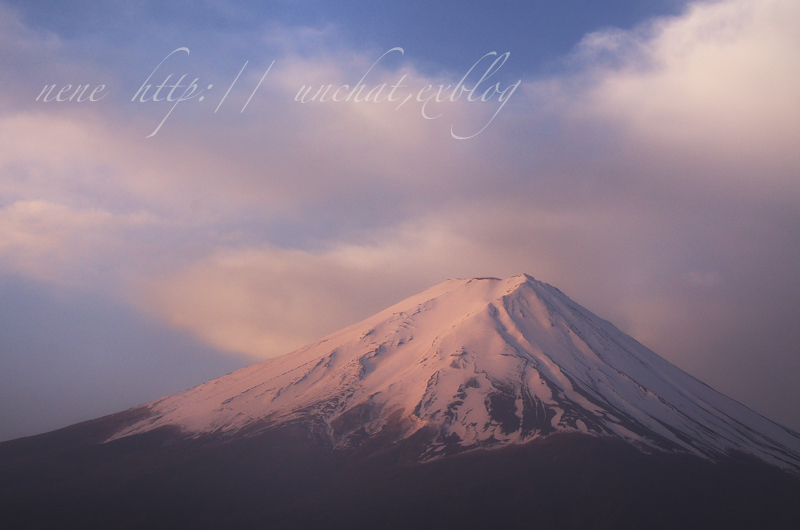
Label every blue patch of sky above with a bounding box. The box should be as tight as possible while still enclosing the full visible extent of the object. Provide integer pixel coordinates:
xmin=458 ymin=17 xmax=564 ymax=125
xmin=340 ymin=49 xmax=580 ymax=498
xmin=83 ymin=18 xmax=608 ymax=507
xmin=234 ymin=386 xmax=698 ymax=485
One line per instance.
xmin=0 ymin=275 xmax=249 ymax=441
xmin=5 ymin=0 xmax=689 ymax=76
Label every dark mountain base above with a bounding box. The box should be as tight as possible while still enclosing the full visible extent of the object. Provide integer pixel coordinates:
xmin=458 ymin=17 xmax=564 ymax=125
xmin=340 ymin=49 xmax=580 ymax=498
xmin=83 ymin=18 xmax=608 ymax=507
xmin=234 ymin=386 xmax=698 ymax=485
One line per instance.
xmin=2 ymin=414 xmax=799 ymax=530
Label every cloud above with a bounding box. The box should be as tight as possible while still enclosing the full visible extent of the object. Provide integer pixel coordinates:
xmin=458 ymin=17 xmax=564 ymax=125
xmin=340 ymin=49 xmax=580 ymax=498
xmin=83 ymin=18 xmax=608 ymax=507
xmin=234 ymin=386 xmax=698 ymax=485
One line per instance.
xmin=137 ymin=221 xmax=470 ymax=358
xmin=0 ymin=199 xmax=167 ymax=285
xmin=575 ymin=0 xmax=800 ymax=185
xmin=0 ymin=200 xmax=111 ymax=283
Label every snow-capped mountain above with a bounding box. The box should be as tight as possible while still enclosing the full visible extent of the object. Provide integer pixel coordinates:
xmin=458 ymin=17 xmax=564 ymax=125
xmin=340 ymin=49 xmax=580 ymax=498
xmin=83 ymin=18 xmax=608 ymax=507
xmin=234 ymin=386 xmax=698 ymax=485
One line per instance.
xmin=5 ymin=274 xmax=800 ymax=530
xmin=109 ymin=274 xmax=800 ymax=472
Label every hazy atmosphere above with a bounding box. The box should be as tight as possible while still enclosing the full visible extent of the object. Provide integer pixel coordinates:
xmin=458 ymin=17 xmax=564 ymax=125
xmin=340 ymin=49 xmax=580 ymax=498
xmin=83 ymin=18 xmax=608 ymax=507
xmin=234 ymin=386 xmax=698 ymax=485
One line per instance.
xmin=2 ymin=0 xmax=799 ymax=442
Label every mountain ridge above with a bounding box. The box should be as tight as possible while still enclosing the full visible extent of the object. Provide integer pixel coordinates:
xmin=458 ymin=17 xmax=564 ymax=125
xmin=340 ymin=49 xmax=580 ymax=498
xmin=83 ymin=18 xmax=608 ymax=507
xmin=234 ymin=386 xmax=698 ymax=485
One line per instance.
xmin=105 ymin=274 xmax=800 ymax=472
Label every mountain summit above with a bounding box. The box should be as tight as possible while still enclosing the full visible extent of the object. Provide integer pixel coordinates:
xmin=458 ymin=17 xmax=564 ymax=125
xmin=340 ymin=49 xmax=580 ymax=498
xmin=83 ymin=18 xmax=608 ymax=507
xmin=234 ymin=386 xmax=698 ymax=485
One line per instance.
xmin=111 ymin=274 xmax=800 ymax=471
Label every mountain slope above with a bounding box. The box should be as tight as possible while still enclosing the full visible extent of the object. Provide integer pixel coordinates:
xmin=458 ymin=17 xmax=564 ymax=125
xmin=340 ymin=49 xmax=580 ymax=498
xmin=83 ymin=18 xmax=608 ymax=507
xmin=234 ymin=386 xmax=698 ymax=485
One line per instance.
xmin=109 ymin=274 xmax=800 ymax=471
xmin=4 ymin=274 xmax=800 ymax=530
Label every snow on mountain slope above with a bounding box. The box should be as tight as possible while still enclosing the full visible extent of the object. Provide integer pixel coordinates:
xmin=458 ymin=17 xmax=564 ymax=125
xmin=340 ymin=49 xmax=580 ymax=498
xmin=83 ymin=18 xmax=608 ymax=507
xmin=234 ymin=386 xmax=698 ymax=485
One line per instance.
xmin=110 ymin=275 xmax=800 ymax=471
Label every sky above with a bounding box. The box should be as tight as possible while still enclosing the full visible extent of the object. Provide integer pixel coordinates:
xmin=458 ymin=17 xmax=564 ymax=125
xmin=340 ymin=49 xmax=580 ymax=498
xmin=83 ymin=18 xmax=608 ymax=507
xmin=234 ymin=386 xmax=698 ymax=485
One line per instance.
xmin=1 ymin=0 xmax=799 ymax=441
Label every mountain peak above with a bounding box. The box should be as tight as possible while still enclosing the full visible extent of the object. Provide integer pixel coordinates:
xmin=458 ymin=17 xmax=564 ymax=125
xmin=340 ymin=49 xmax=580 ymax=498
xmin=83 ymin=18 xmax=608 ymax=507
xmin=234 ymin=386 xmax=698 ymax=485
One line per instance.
xmin=110 ymin=275 xmax=800 ymax=471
